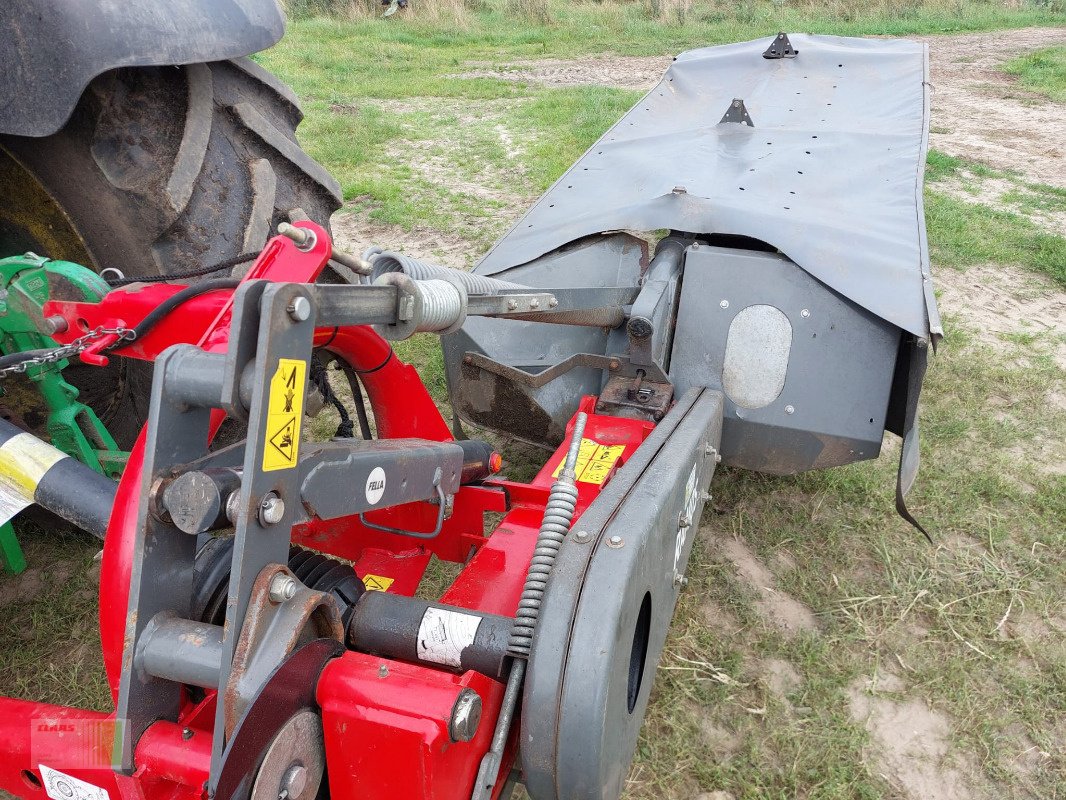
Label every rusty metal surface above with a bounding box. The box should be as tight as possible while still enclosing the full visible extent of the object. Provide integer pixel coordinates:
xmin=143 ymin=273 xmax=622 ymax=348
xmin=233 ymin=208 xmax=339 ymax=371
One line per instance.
xmin=223 ymin=563 xmax=343 ymax=737
xmin=215 ymin=639 xmax=343 ymax=800
xmin=594 ymin=374 xmax=673 ymax=422
xmin=249 ymin=710 xmax=325 ymax=800
xmin=474 ymin=33 xmax=940 ymax=342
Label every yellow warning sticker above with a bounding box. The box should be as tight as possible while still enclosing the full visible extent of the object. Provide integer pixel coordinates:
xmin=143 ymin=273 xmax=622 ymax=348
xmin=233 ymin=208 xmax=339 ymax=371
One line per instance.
xmin=262 ymin=358 xmax=306 ymax=472
xmin=362 ymin=574 xmax=395 ymax=592
xmin=580 ymin=443 xmax=626 ymax=484
xmin=552 ymin=438 xmax=626 ymax=485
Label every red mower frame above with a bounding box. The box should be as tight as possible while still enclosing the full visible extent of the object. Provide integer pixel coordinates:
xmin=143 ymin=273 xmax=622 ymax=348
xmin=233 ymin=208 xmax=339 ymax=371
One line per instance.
xmin=0 ymin=223 xmax=654 ymax=800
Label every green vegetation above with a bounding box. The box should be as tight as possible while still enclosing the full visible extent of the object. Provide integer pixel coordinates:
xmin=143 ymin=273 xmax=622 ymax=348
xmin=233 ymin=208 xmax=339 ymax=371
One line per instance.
xmin=3 ymin=4 xmax=1066 ymax=799
xmin=272 ymin=11 xmax=1066 ymax=796
xmin=1004 ymin=44 xmax=1066 ymax=101
xmin=632 ymin=314 xmax=1066 ymax=797
xmin=923 ymin=149 xmax=1066 ymax=285
xmin=925 ymin=192 xmax=1066 ymax=285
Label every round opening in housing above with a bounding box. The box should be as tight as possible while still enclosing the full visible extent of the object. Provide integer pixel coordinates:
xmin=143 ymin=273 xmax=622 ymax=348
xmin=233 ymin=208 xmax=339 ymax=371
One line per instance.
xmin=627 ymin=592 xmax=652 ymax=713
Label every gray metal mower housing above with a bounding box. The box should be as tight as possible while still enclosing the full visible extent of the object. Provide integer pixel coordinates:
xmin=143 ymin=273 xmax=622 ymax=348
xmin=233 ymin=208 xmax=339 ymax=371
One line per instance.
xmin=444 ymin=33 xmax=939 ymax=506
xmin=1 ymin=0 xmax=286 ymax=137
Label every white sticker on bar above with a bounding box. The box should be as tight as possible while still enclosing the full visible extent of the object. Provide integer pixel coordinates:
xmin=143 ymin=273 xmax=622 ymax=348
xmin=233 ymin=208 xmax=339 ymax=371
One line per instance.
xmin=417 ymin=607 xmax=482 ymax=668
xmin=38 ymin=765 xmax=110 ymax=800
xmin=0 ymin=433 xmax=67 ymax=526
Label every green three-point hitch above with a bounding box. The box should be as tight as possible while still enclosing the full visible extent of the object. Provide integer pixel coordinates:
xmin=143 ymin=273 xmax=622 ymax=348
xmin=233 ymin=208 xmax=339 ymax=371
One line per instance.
xmin=0 ymin=254 xmax=126 ymax=572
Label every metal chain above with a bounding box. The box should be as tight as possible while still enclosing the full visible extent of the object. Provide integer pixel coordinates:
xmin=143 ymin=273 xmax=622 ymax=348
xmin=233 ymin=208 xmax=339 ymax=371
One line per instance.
xmin=0 ymin=326 xmax=136 ymax=378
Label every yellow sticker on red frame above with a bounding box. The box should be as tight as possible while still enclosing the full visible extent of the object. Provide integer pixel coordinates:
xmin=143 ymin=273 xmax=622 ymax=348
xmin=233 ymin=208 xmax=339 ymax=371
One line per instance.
xmin=552 ymin=438 xmax=625 ymax=485
xmin=363 ymin=574 xmax=395 ymax=592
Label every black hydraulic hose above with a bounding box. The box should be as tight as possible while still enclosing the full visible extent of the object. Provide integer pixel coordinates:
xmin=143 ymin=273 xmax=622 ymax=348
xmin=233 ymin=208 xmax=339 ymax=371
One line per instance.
xmin=1 ymin=280 xmax=240 ymax=369
xmin=0 ymin=417 xmax=116 ymax=539
xmin=333 ymin=357 xmax=374 ymax=440
xmin=0 ymin=349 xmax=53 ymax=370
xmin=104 ymin=253 xmax=259 ymax=286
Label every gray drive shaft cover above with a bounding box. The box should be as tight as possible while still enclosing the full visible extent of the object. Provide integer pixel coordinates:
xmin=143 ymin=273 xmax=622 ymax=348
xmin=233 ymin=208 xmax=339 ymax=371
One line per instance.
xmin=522 ymin=388 xmax=724 ymax=799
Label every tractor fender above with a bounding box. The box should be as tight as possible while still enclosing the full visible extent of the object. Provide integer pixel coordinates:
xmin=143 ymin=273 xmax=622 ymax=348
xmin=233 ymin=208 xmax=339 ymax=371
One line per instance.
xmin=0 ymin=0 xmax=286 ymax=137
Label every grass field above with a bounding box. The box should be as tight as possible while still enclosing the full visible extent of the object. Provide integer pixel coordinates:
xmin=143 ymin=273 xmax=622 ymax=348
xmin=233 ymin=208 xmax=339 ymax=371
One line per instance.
xmin=1005 ymin=44 xmax=1066 ymax=100
xmin=2 ymin=2 xmax=1065 ymax=799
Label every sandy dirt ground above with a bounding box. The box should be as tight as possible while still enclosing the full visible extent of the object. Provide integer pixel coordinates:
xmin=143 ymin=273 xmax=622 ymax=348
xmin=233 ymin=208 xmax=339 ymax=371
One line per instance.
xmin=0 ymin=22 xmax=1058 ymax=800
xmin=916 ymin=27 xmax=1066 ymax=189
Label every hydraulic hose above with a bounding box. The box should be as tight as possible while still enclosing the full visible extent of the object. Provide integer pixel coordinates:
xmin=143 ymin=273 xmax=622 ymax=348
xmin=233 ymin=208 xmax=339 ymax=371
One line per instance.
xmin=508 ymin=414 xmax=586 ymax=656
xmin=0 ymin=417 xmax=116 ymax=539
xmin=472 ymin=412 xmax=588 ymax=800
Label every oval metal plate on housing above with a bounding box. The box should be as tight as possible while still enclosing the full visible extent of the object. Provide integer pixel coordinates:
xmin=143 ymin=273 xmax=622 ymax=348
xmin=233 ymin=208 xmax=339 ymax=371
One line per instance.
xmin=722 ymin=304 xmax=792 ymax=409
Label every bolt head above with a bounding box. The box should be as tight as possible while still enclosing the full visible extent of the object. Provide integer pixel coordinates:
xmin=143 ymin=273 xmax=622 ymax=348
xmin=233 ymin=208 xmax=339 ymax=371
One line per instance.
xmin=800 ymin=308 xmax=810 ymax=318
xmin=378 ymin=664 xmax=389 ymax=678
xmin=41 ymin=315 xmax=68 ymax=335
xmin=506 ymin=299 xmax=518 ymax=311
xmin=268 ymin=574 xmax=297 ymax=603
xmin=280 ymin=764 xmax=308 ymax=800
xmin=259 ymin=493 xmax=285 ymax=525
xmin=449 ymin=688 xmax=483 ymax=742
xmin=678 ymin=513 xmax=692 ymax=528
xmin=288 ymin=296 xmax=311 ymax=322
xmin=278 ymin=222 xmax=315 ymax=251
xmin=529 ymin=298 xmax=540 ymax=309
xmin=548 ymin=296 xmax=559 ymax=308
xmin=785 ymin=404 xmax=795 ymax=415
xmin=573 ymin=530 xmax=591 ymax=543
xmin=627 ymin=317 xmax=653 ymax=339
xmin=720 ymin=300 xmax=729 ymax=309
xmin=607 ymin=535 xmax=624 ymax=549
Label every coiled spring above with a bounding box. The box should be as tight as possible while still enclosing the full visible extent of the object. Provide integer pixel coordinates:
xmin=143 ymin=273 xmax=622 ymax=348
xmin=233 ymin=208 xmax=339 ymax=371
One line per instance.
xmin=508 ymin=412 xmax=588 ymax=657
xmin=415 ymin=279 xmax=464 ymax=332
xmin=370 ymin=250 xmax=525 ymax=294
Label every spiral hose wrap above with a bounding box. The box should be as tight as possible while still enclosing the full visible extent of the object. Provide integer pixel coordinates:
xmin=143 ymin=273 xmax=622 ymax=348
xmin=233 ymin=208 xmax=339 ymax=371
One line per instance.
xmin=507 ymin=412 xmax=588 ymax=657
xmin=472 ymin=414 xmax=589 ymax=800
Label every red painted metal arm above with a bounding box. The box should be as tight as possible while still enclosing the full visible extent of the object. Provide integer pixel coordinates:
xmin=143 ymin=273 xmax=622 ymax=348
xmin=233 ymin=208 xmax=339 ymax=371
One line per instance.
xmin=44 ymin=223 xmax=332 ymax=363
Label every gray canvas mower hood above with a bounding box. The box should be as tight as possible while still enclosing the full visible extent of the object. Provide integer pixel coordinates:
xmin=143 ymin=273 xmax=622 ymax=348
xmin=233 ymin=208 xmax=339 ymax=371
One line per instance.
xmin=475 ymin=33 xmax=942 ymax=344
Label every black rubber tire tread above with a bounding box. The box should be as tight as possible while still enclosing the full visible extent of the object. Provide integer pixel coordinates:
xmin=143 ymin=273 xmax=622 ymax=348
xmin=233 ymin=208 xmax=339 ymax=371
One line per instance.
xmin=0 ymin=59 xmax=342 ymax=447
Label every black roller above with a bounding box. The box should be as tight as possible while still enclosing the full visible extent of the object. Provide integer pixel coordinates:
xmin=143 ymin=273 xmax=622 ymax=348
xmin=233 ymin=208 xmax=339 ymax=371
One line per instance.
xmin=0 ymin=417 xmax=116 ymax=538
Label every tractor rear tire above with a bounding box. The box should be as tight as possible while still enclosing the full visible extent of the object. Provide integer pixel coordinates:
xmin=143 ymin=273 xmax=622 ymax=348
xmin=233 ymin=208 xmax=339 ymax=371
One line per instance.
xmin=0 ymin=58 xmax=342 ymax=448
